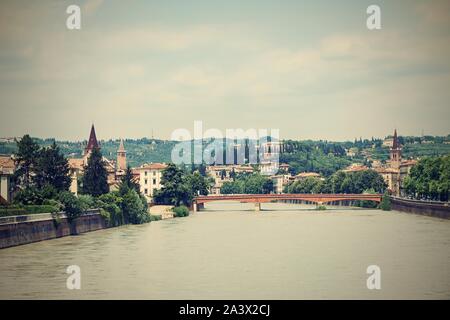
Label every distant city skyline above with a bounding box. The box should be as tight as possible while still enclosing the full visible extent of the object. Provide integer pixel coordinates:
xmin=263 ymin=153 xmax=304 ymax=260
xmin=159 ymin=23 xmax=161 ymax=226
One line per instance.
xmin=0 ymin=0 xmax=449 ymax=141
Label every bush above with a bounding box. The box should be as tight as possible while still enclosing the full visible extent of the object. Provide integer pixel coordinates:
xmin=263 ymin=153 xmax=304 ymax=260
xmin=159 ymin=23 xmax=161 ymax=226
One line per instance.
xmin=172 ymin=205 xmax=190 ymax=217
xmin=122 ymin=189 xmax=150 ymax=224
xmin=99 ymin=208 xmax=111 ymax=225
xmin=58 ymin=191 xmax=83 ymax=221
xmin=78 ymin=194 xmax=95 ymax=212
xmin=315 ymin=205 xmax=327 ymax=211
xmin=0 ymin=206 xmax=27 ymax=217
xmin=24 ymin=205 xmax=59 ymax=214
xmin=150 ymin=214 xmax=162 ymax=221
xmin=13 ymin=187 xmax=44 ymax=205
xmin=380 ymin=193 xmax=391 ymax=211
xmin=42 ymin=198 xmax=62 ymax=208
xmin=97 ymin=192 xmax=124 ymax=226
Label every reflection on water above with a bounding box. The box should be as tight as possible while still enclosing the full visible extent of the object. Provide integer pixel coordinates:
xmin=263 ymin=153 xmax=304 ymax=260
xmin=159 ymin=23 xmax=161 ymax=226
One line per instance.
xmin=0 ymin=202 xmax=449 ymax=299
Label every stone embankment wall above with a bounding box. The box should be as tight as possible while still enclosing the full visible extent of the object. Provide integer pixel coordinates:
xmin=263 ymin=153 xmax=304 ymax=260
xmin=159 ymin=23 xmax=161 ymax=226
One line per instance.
xmin=0 ymin=210 xmax=106 ymax=249
xmin=390 ymin=197 xmax=450 ymax=219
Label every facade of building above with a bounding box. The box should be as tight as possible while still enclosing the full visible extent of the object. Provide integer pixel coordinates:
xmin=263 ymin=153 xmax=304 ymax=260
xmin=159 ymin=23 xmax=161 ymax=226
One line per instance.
xmin=271 ymin=174 xmax=291 ymax=194
xmin=0 ymin=155 xmax=15 ymax=203
xmin=206 ymin=164 xmax=254 ymax=194
xmin=136 ymin=163 xmax=168 ymax=202
xmin=374 ymin=129 xmax=417 ymax=196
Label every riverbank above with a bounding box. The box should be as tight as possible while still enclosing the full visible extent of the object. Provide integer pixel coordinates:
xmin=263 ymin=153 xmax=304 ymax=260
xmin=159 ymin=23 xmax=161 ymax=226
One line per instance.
xmin=390 ymin=196 xmax=450 ymax=219
xmin=0 ymin=209 xmax=106 ymax=249
xmin=149 ymin=205 xmax=174 ymax=219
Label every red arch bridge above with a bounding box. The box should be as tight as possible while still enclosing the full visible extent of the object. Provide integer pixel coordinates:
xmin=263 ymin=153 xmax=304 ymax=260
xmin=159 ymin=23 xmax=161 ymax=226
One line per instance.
xmin=192 ymin=194 xmax=382 ymax=211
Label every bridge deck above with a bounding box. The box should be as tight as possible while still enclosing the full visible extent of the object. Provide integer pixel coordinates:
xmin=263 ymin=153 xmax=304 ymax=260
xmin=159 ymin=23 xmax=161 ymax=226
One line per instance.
xmin=194 ymin=193 xmax=382 ymax=205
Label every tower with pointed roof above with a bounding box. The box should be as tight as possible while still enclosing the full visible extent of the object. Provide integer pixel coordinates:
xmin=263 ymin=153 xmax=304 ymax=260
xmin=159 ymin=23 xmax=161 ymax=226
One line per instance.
xmin=390 ymin=129 xmax=402 ymax=169
xmin=117 ymin=138 xmax=127 ymax=172
xmin=85 ymin=124 xmax=99 ymax=155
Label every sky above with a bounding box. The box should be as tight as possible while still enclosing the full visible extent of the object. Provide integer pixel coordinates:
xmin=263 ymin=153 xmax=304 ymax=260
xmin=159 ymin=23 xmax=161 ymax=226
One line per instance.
xmin=0 ymin=0 xmax=449 ymax=142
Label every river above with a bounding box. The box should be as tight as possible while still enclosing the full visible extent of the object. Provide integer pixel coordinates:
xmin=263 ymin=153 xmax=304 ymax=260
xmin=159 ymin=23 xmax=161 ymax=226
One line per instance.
xmin=0 ymin=202 xmax=449 ymax=299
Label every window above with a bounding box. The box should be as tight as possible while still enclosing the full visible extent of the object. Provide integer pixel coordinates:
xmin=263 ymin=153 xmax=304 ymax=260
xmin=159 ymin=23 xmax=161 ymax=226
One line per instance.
xmin=144 ymin=179 xmax=148 ymax=185
xmin=153 ymin=171 xmax=156 ymax=176
xmin=144 ymin=188 xmax=148 ymax=195
xmin=153 ymin=179 xmax=156 ymax=185
xmin=145 ymin=171 xmax=148 ymax=176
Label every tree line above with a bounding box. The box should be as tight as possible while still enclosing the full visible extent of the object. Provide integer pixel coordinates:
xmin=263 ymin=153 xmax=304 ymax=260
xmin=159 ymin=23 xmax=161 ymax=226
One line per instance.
xmin=9 ymin=135 xmax=150 ymax=225
xmin=285 ymin=170 xmax=387 ymax=194
xmin=403 ymin=155 xmax=449 ymax=202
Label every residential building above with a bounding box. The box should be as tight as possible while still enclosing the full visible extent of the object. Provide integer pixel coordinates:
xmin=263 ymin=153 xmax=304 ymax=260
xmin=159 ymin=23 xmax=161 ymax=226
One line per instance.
xmin=206 ymin=164 xmax=254 ymax=194
xmin=136 ymin=163 xmax=168 ymax=202
xmin=0 ymin=155 xmax=15 ymax=203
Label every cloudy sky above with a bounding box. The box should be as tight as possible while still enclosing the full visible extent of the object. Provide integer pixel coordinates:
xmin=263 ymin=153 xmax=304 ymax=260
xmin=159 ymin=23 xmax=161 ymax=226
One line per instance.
xmin=0 ymin=0 xmax=449 ymax=141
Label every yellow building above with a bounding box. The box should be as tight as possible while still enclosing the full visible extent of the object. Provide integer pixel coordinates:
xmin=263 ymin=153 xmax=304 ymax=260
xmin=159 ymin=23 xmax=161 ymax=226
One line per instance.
xmin=136 ymin=163 xmax=168 ymax=202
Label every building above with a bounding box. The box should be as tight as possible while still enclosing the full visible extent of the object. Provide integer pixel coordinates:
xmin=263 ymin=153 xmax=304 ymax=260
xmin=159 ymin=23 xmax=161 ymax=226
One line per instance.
xmin=342 ymin=164 xmax=369 ymax=173
xmin=68 ymin=124 xmax=127 ymax=194
xmin=271 ymin=174 xmax=291 ymax=194
xmin=374 ymin=129 xmax=417 ymax=196
xmin=0 ymin=155 xmax=15 ymax=203
xmin=136 ymin=163 xmax=168 ymax=202
xmin=206 ymin=164 xmax=254 ymax=194
xmin=259 ymin=161 xmax=279 ymax=176
xmin=116 ymin=139 xmax=127 ymax=174
xmin=293 ymin=172 xmax=323 ymax=181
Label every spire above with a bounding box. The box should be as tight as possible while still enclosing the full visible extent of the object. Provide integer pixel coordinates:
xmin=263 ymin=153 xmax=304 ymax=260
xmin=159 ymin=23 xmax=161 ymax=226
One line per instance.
xmin=392 ymin=129 xmax=399 ymax=149
xmin=118 ymin=138 xmax=126 ymax=153
xmin=85 ymin=124 xmax=99 ymax=153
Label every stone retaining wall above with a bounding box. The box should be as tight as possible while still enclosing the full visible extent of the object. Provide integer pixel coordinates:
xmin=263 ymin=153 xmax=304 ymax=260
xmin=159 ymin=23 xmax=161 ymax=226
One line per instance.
xmin=390 ymin=197 xmax=450 ymax=219
xmin=0 ymin=210 xmax=107 ymax=249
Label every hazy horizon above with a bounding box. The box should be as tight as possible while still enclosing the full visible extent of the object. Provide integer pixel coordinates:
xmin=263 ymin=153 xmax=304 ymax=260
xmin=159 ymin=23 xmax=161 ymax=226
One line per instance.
xmin=1 ymin=0 xmax=449 ymax=141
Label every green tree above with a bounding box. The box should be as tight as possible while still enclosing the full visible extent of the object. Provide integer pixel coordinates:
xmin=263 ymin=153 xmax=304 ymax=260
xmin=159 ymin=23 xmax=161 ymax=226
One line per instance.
xmin=380 ymin=192 xmax=391 ymax=211
xmin=404 ymin=155 xmax=449 ymax=201
xmin=34 ymin=142 xmax=71 ymax=191
xmin=96 ymin=192 xmax=124 ymax=226
xmin=154 ymin=163 xmax=192 ymax=206
xmin=118 ymin=165 xmax=140 ymax=195
xmin=13 ymin=134 xmax=40 ymax=188
xmin=186 ymin=172 xmax=209 ymax=196
xmin=122 ymin=189 xmax=150 ymax=224
xmin=58 ymin=191 xmax=83 ymax=222
xmin=221 ymin=181 xmax=244 ymax=194
xmin=81 ymin=148 xmax=109 ymax=196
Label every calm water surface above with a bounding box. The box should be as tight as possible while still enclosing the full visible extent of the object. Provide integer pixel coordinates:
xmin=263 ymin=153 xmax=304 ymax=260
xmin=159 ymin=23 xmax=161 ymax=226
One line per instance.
xmin=0 ymin=202 xmax=449 ymax=299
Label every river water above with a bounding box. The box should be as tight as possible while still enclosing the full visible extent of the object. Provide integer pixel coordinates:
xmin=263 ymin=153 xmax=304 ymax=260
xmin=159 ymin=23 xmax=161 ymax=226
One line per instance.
xmin=0 ymin=202 xmax=449 ymax=299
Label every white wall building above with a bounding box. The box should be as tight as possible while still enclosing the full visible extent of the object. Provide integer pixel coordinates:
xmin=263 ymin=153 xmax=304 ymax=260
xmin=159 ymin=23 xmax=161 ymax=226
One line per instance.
xmin=136 ymin=163 xmax=168 ymax=202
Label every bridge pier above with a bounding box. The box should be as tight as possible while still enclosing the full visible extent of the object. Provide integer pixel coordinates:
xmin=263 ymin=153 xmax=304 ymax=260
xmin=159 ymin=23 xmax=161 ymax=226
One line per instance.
xmin=254 ymin=202 xmax=261 ymax=212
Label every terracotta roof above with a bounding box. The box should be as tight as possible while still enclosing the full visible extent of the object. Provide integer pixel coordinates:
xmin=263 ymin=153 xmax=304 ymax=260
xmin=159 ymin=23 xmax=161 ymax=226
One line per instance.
xmin=68 ymin=158 xmax=84 ymax=170
xmin=375 ymin=167 xmax=398 ymax=174
xmin=400 ymin=160 xmax=417 ymax=167
xmin=139 ymin=163 xmax=168 ymax=170
xmin=343 ymin=165 xmax=369 ymax=172
xmin=296 ymin=172 xmax=321 ymax=178
xmin=0 ymin=195 xmax=8 ymax=205
xmin=0 ymin=155 xmax=15 ymax=172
